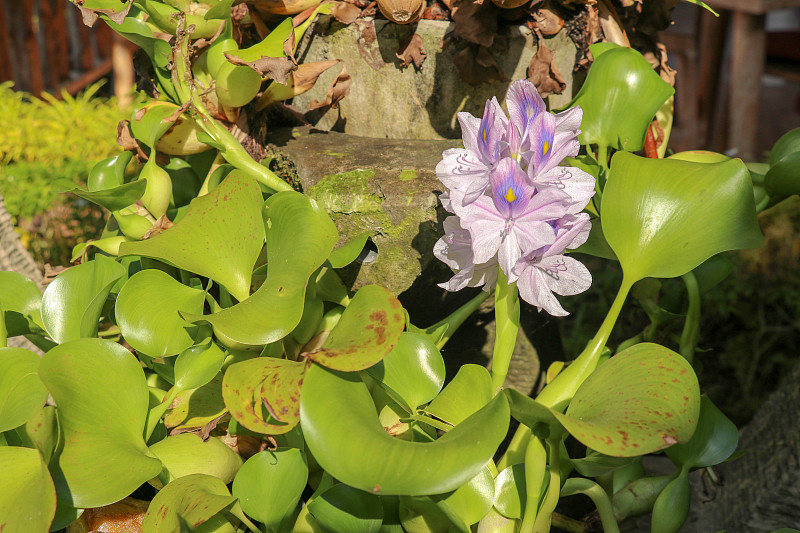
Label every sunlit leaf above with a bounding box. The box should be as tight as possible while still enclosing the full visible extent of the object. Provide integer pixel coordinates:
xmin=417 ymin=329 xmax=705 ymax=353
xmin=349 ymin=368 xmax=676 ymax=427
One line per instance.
xmin=41 ymin=255 xmax=126 ymax=343
xmin=174 ymin=341 xmax=226 ymax=392
xmin=328 ymin=232 xmax=372 ymax=268
xmin=493 ymin=464 xmax=525 ymax=519
xmin=433 ymin=466 xmax=494 ymax=527
xmin=232 ymin=448 xmax=308 ymax=532
xmin=222 ymin=357 xmax=307 ymax=435
xmin=142 ymin=474 xmax=237 ymax=533
xmin=0 ymin=446 xmax=56 ymax=533
xmin=425 ymin=365 xmax=493 ymax=426
xmin=366 ymin=332 xmax=445 ymax=412
xmin=57 ymin=180 xmax=146 ymax=212
xmin=0 ymin=347 xmax=48 ymax=432
xmin=567 ymin=43 xmax=674 ymax=151
xmin=602 ymin=152 xmax=764 ymax=282
xmin=307 ymin=286 xmax=405 ymax=372
xmin=120 ymin=171 xmax=265 ymax=302
xmin=116 ymin=269 xmax=206 ymax=357
xmin=149 ymin=434 xmax=242 ymax=488
xmin=308 ymin=484 xmax=383 ymax=533
xmin=21 ymin=405 xmax=59 ymax=464
xmin=300 ymin=364 xmax=510 ymax=495
xmin=39 ymin=339 xmax=162 ymax=508
xmin=165 ymin=375 xmax=228 ymax=433
xmin=0 ymin=271 xmax=43 ymax=336
xmin=182 ymin=191 xmax=338 ymax=344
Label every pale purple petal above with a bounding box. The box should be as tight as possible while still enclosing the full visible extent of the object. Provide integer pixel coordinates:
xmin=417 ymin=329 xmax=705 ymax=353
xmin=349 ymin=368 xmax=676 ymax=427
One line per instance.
xmin=528 ymin=112 xmax=556 ymax=174
xmin=532 ymin=166 xmax=596 ymax=214
xmin=506 ymin=79 xmax=546 ymax=135
xmin=469 ymin=219 xmax=506 ymax=264
xmin=457 ymin=112 xmax=482 ymax=155
xmin=489 ymin=158 xmax=532 ymax=218
xmin=476 ymin=97 xmax=508 ymax=165
xmin=436 ymin=149 xmax=491 ymax=198
xmin=554 ymin=106 xmax=583 ymax=133
xmin=433 ymin=216 xmax=473 ymax=270
xmin=546 ymin=213 xmax=592 ymax=255
xmin=516 ymin=265 xmax=569 ymax=316
xmin=537 ymin=255 xmax=592 ymax=296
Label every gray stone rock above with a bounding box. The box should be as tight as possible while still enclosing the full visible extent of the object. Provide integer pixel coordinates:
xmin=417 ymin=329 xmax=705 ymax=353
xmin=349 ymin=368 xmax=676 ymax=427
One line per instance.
xmin=292 ymin=16 xmax=577 ymax=140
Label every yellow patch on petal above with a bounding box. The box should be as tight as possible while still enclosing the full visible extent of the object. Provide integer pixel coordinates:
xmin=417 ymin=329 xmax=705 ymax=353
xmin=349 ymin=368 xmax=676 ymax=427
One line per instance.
xmin=482 ymin=128 xmax=487 ymax=143
xmin=504 ymin=187 xmax=516 ymax=203
xmin=543 ymin=141 xmax=550 ymax=155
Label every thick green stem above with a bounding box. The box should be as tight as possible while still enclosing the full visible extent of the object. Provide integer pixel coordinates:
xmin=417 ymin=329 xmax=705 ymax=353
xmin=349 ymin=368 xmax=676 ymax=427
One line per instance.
xmin=596 ymin=144 xmax=610 ymax=197
xmin=560 ymin=478 xmax=620 ymax=533
xmin=679 ymin=272 xmax=700 ymax=363
xmin=425 ymin=290 xmax=491 ymax=350
xmin=531 ymin=438 xmax=562 ymax=533
xmin=535 ymin=275 xmax=634 ymax=409
xmin=550 ymin=513 xmax=588 ymax=533
xmin=497 ymin=425 xmax=530 ymax=471
xmin=491 ymin=269 xmax=520 ymax=390
xmin=519 ymin=436 xmax=547 ymax=533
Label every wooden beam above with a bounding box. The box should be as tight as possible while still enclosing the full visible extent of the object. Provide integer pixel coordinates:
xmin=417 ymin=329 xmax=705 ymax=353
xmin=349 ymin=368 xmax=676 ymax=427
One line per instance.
xmin=62 ymin=58 xmax=113 ymax=95
xmin=728 ymin=11 xmax=766 ymax=160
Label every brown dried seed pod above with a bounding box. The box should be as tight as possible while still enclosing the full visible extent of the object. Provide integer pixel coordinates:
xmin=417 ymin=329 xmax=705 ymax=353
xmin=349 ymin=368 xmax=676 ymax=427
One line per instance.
xmin=378 ymin=0 xmax=425 ymax=24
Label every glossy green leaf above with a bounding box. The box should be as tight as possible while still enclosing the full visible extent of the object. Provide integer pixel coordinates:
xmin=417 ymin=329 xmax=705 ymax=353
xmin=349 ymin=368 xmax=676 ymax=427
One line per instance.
xmin=366 ymin=332 xmax=445 ymax=411
xmin=116 ymin=269 xmax=206 ymax=357
xmin=328 ymin=232 xmax=372 ymax=268
xmin=0 ymin=347 xmax=48 ymax=432
xmin=556 ymin=343 xmax=701 ymax=457
xmin=398 ymin=497 xmax=453 ymax=533
xmin=222 ymin=357 xmax=307 ymax=434
xmin=72 ymin=0 xmax=132 ymax=24
xmin=307 ymin=285 xmax=404 ymax=371
xmin=503 ymin=389 xmax=564 ymax=438
xmin=174 ymin=341 xmax=226 ymax=392
xmin=232 ymin=448 xmax=308 ymax=532
xmin=143 ymin=474 xmax=237 ymax=533
xmin=476 ymin=507 xmax=517 ymax=533
xmin=165 ymin=375 xmax=227 ymax=433
xmin=433 ymin=466 xmax=495 ymax=526
xmin=88 ymin=152 xmax=132 ymax=190
xmin=650 ymin=469 xmax=690 ymax=533
xmin=568 ymin=43 xmax=674 ymax=151
xmin=0 ymin=446 xmax=56 ymax=533
xmin=612 ymin=475 xmax=671 ymax=521
xmin=570 ymin=450 xmax=634 ymax=478
xmin=602 ymin=152 xmax=764 ymax=282
xmin=309 ymin=484 xmax=383 ymax=533
xmin=769 ymin=126 xmax=800 ymax=167
xmin=131 ymin=101 xmax=181 ymax=148
xmin=21 ymin=405 xmax=59 ymax=464
xmin=425 ymin=364 xmax=493 ymax=426
xmin=41 ymin=255 xmax=126 ymax=343
xmin=300 ymin=364 xmax=510 ymax=495
xmin=58 ymin=180 xmax=146 ymax=212
xmin=39 ymin=339 xmax=162 ymax=508
xmin=120 ymin=171 xmax=265 ymax=302
xmin=0 ymin=271 xmax=43 ymax=335
xmin=182 ymin=190 xmax=338 ymax=344
xmin=149 ymin=434 xmax=242 ymax=488
xmin=766 ymin=152 xmax=800 ymax=197
xmin=666 ymin=396 xmax=738 ymax=469
xmin=492 ymin=464 xmax=526 ymax=519
xmin=667 ymin=150 xmax=730 ymax=164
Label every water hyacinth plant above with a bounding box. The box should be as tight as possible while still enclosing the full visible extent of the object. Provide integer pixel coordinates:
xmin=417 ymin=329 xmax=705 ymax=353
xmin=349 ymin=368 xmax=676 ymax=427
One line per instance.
xmin=2 ymin=2 xmax=800 ymax=532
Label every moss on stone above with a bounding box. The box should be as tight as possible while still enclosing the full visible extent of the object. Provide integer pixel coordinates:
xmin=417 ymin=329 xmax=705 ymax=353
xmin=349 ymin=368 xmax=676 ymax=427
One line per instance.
xmin=307 ymin=170 xmax=382 ymax=214
xmin=398 ymin=169 xmax=418 ymax=181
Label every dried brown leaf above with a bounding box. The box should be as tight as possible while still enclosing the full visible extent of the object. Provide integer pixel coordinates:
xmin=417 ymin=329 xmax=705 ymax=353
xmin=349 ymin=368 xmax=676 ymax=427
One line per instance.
xmin=116 ymin=120 xmax=148 ymax=162
xmin=310 ymin=61 xmax=351 ymax=109
xmin=199 ymin=413 xmax=227 ymax=441
xmin=225 ymin=52 xmax=297 ymax=84
xmin=531 ymin=5 xmax=564 ymax=36
xmin=354 ymin=19 xmax=385 ymax=70
xmin=283 ymin=26 xmax=298 ymax=65
xmin=527 ymin=40 xmax=566 ymax=97
xmin=396 ymin=33 xmax=427 ymax=69
xmin=331 ymin=1 xmax=362 ymax=23
xmin=643 ymin=42 xmax=676 ymax=86
xmin=597 ymin=0 xmax=630 ymax=46
xmin=423 ymin=2 xmax=450 ymax=20
xmin=452 ymin=0 xmax=497 ymax=48
xmin=142 ymin=214 xmax=174 ymax=240
xmin=76 ymin=0 xmax=133 ymax=27
xmin=452 ymin=45 xmax=507 ymax=85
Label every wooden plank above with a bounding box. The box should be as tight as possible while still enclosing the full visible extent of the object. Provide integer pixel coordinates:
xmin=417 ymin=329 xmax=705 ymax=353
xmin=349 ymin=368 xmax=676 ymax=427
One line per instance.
xmin=728 ymin=11 xmax=765 ymax=160
xmin=96 ymin=21 xmax=113 ymax=60
xmin=63 ymin=58 xmax=113 ymax=95
xmin=7 ymin=2 xmax=26 ymax=91
xmin=22 ymin=0 xmax=45 ymax=95
xmin=39 ymin=0 xmax=62 ymax=91
xmin=0 ymin=2 xmax=14 ymax=82
xmin=707 ymin=0 xmax=800 ymax=15
xmin=76 ymin=12 xmax=95 ymax=71
xmin=53 ymin=0 xmax=71 ymax=80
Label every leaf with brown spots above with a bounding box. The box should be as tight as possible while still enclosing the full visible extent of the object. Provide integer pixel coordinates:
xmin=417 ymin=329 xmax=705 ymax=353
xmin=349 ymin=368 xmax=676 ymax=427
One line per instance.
xmin=142 ymin=474 xmax=237 ymax=533
xmin=526 ymin=40 xmax=566 ymax=97
xmin=396 ymin=33 xmax=427 ymax=70
xmin=224 ymin=52 xmax=298 ymax=85
xmin=222 ymin=357 xmax=307 ymax=435
xmin=553 ymin=343 xmax=701 ymax=457
xmin=310 ymin=60 xmax=352 ymax=110
xmin=165 ymin=376 xmax=228 ymax=433
xmin=306 ymin=285 xmax=405 ymax=371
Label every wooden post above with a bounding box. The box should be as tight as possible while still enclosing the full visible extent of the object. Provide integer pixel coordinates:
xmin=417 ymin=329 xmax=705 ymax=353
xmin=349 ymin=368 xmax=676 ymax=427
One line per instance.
xmin=112 ymin=32 xmax=135 ymax=109
xmin=0 ymin=3 xmax=13 ymax=83
xmin=22 ymin=0 xmax=45 ymax=95
xmin=729 ymin=11 xmax=766 ymax=160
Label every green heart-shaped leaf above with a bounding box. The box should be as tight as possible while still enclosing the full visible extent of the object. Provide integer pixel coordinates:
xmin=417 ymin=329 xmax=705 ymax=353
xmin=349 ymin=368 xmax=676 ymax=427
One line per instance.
xmin=143 ymin=474 xmax=237 ymax=533
xmin=308 ymin=483 xmax=383 ymax=533
xmin=568 ymin=43 xmax=674 ymax=151
xmin=20 ymin=405 xmax=60 ymax=464
xmin=57 ymin=180 xmax=146 ymax=212
xmin=39 ymin=339 xmax=162 ymax=508
xmin=131 ymin=102 xmax=181 ymax=148
xmin=307 ymin=285 xmax=405 ymax=371
xmin=232 ymin=448 xmax=308 ymax=531
xmin=41 ymin=255 xmax=126 ymax=343
xmin=0 ymin=347 xmax=48 ymax=432
xmin=556 ymin=343 xmax=701 ymax=457
xmin=366 ymin=332 xmax=445 ymax=412
xmin=174 ymin=340 xmax=226 ymax=392
xmin=165 ymin=375 xmax=227 ymax=433
xmin=183 ymin=190 xmax=338 ymax=344
xmin=116 ymin=269 xmax=206 ymax=357
xmin=0 ymin=271 xmax=43 ymax=336
xmin=120 ymin=171 xmax=265 ymax=302
xmin=222 ymin=357 xmax=307 ymax=435
xmin=425 ymin=365 xmax=493 ymax=426
xmin=433 ymin=465 xmax=495 ymax=527
xmin=0 ymin=446 xmax=56 ymax=533
xmin=602 ymin=152 xmax=764 ymax=282
xmin=300 ymin=364 xmax=510 ymax=495
xmin=328 ymin=232 xmax=372 ymax=268
xmin=493 ymin=464 xmax=526 ymax=519
xmin=765 ymin=126 xmax=800 ymax=195
xmin=149 ymin=434 xmax=242 ymax=488
xmin=666 ymin=396 xmax=738 ymax=469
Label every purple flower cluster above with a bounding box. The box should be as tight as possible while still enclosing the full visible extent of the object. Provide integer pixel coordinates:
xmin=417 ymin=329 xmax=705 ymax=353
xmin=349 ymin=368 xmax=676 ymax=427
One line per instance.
xmin=433 ymin=80 xmax=595 ymax=316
